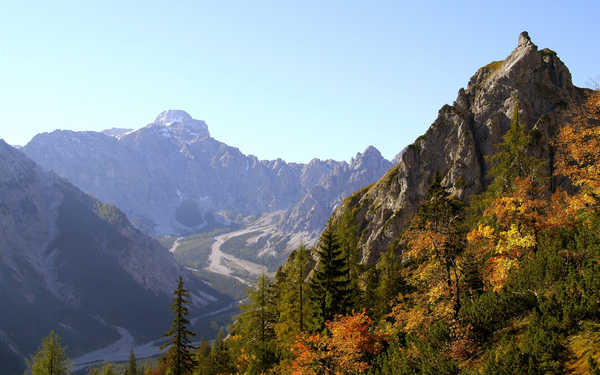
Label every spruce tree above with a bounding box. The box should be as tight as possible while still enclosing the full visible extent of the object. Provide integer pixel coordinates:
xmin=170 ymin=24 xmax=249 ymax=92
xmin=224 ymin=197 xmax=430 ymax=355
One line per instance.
xmin=309 ymin=226 xmax=350 ymax=329
xmin=209 ymin=329 xmax=234 ymax=375
xmin=488 ymin=103 xmax=546 ymax=195
xmin=410 ymin=173 xmax=465 ymax=317
xmin=161 ymin=276 xmax=197 ymax=375
xmin=274 ymin=245 xmax=313 ymax=360
xmin=193 ymin=338 xmax=211 ymax=375
xmin=236 ymin=274 xmax=278 ymax=372
xmin=26 ymin=331 xmax=71 ymax=375
xmin=127 ymin=349 xmax=137 ymax=375
xmin=280 ymin=245 xmax=311 ymax=332
xmin=373 ymin=246 xmax=405 ymax=319
xmin=99 ymin=363 xmax=115 ymax=375
xmin=335 ymin=209 xmax=362 ymax=311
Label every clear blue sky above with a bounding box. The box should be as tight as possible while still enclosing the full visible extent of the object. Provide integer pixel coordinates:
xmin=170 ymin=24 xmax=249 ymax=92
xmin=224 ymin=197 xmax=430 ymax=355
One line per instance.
xmin=1 ymin=1 xmax=597 ymax=162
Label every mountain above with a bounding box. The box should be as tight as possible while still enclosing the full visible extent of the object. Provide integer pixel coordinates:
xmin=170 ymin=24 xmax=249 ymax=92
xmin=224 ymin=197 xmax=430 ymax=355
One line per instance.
xmin=280 ymin=146 xmax=393 ymax=235
xmin=22 ymin=111 xmax=395 ymax=263
xmin=193 ymin=32 xmax=600 ymax=375
xmin=0 ymin=141 xmax=226 ymax=374
xmin=326 ymin=31 xmax=591 ymax=263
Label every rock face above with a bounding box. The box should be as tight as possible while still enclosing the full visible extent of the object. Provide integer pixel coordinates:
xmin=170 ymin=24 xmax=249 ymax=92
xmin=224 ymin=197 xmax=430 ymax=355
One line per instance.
xmin=327 ymin=32 xmax=590 ymax=263
xmin=23 ymin=113 xmax=394 ymax=248
xmin=0 ymin=141 xmax=224 ymax=373
xmin=281 ymin=146 xmax=393 ymax=235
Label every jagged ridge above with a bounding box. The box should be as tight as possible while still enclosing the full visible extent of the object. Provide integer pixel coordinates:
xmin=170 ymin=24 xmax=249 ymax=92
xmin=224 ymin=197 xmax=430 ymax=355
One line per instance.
xmin=327 ymin=31 xmax=591 ymax=263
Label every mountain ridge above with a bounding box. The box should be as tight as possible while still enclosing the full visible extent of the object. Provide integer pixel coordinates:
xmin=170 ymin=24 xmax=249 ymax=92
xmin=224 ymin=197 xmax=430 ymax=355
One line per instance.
xmin=325 ymin=31 xmax=591 ymax=263
xmin=23 ymin=117 xmax=397 ymax=260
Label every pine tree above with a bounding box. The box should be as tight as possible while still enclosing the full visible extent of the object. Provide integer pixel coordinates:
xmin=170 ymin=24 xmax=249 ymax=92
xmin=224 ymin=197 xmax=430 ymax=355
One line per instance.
xmin=282 ymin=245 xmax=311 ymax=332
xmin=274 ymin=245 xmax=313 ymax=361
xmin=373 ymin=246 xmax=405 ymax=319
xmin=335 ymin=209 xmax=362 ymax=311
xmin=310 ymin=226 xmax=351 ymax=329
xmin=236 ymin=274 xmax=278 ymax=372
xmin=127 ymin=349 xmax=137 ymax=375
xmin=209 ymin=329 xmax=234 ymax=375
xmin=161 ymin=276 xmax=197 ymax=375
xmin=99 ymin=363 xmax=115 ymax=375
xmin=192 ymin=338 xmax=211 ymax=375
xmin=404 ymin=173 xmax=465 ymax=318
xmin=459 ymin=249 xmax=483 ymax=298
xmin=488 ymin=103 xmax=546 ymax=195
xmin=26 ymin=331 xmax=71 ymax=375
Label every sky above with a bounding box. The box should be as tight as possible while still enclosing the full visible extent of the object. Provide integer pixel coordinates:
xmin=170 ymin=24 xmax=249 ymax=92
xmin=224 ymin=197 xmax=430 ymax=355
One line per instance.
xmin=0 ymin=1 xmax=598 ymax=163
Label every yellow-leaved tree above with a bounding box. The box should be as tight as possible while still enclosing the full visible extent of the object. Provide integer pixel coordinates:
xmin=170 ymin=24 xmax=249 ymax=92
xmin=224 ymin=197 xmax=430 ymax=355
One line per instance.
xmin=396 ymin=173 xmax=465 ymax=329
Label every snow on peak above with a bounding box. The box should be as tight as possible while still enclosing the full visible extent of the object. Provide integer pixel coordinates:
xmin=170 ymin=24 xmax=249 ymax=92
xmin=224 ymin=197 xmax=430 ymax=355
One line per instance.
xmin=149 ymin=110 xmax=210 ymax=138
xmin=154 ymin=110 xmax=193 ymax=126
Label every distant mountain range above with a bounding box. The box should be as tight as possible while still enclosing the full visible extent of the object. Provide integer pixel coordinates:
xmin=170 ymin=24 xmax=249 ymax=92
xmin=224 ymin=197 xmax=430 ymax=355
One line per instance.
xmin=23 ymin=110 xmax=399 ymax=262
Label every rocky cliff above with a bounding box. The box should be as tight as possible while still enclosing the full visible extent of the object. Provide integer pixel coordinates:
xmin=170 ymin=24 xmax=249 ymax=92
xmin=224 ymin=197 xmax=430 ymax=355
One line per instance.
xmin=327 ymin=32 xmax=591 ymax=263
xmin=0 ymin=141 xmax=225 ymax=373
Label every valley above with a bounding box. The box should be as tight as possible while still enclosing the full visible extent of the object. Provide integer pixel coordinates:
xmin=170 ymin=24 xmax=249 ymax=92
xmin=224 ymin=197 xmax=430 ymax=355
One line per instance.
xmin=2 ymin=17 xmax=598 ymax=374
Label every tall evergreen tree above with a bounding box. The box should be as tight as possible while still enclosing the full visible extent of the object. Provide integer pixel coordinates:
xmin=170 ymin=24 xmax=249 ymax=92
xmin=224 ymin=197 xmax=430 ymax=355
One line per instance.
xmin=235 ymin=274 xmax=278 ymax=372
xmin=405 ymin=173 xmax=465 ymax=318
xmin=209 ymin=329 xmax=234 ymax=375
xmin=126 ymin=349 xmax=137 ymax=375
xmin=488 ymin=103 xmax=546 ymax=195
xmin=280 ymin=245 xmax=311 ymax=332
xmin=99 ymin=363 xmax=115 ymax=375
xmin=192 ymin=338 xmax=211 ymax=375
xmin=335 ymin=209 xmax=362 ymax=311
xmin=26 ymin=331 xmax=71 ymax=375
xmin=310 ymin=226 xmax=351 ymax=329
xmin=161 ymin=276 xmax=197 ymax=375
xmin=373 ymin=246 xmax=405 ymax=319
xmin=274 ymin=245 xmax=313 ymax=362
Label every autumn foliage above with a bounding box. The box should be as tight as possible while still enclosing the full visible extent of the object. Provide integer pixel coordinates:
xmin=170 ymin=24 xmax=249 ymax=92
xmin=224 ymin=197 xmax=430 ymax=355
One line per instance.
xmin=139 ymin=93 xmax=600 ymax=375
xmin=555 ymin=91 xmax=600 ymax=212
xmin=291 ymin=311 xmax=386 ymax=375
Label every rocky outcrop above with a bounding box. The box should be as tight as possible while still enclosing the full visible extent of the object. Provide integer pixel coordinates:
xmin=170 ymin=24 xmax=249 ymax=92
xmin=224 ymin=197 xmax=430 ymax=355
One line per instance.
xmin=0 ymin=141 xmax=225 ymax=372
xmin=327 ymin=32 xmax=591 ymax=263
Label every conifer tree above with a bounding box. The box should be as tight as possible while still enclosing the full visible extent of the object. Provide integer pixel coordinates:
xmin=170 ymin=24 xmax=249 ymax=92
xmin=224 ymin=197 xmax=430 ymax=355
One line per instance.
xmin=209 ymin=329 xmax=234 ymax=375
xmin=236 ymin=274 xmax=278 ymax=372
xmin=274 ymin=245 xmax=313 ymax=361
xmin=310 ymin=226 xmax=350 ymax=329
xmin=127 ymin=349 xmax=137 ymax=375
xmin=192 ymin=338 xmax=211 ymax=375
xmin=281 ymin=245 xmax=311 ymax=332
xmin=161 ymin=276 xmax=197 ymax=375
xmin=335 ymin=209 xmax=362 ymax=311
xmin=373 ymin=246 xmax=405 ymax=319
xmin=99 ymin=363 xmax=115 ymax=375
xmin=488 ymin=103 xmax=546 ymax=195
xmin=467 ymin=104 xmax=549 ymax=289
xmin=404 ymin=173 xmax=465 ymax=318
xmin=26 ymin=331 xmax=71 ymax=375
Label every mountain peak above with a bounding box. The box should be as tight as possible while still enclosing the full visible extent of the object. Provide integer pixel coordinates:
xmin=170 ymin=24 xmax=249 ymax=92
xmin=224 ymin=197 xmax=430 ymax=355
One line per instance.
xmin=154 ymin=110 xmax=193 ymax=126
xmin=518 ymin=31 xmax=533 ymax=48
xmin=143 ymin=110 xmax=210 ymax=138
xmin=357 ymin=145 xmax=384 ymax=161
xmin=362 ymin=145 xmax=380 ymax=155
